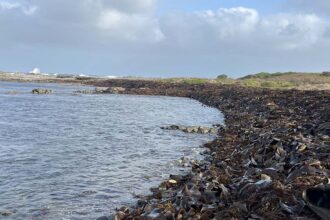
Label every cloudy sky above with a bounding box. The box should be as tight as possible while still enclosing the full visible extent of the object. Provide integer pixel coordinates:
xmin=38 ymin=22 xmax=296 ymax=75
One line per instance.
xmin=0 ymin=0 xmax=330 ymax=77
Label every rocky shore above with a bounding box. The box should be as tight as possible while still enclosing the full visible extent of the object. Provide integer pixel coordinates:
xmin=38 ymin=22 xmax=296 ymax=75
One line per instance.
xmin=87 ymin=80 xmax=330 ymax=220
xmin=1 ymin=77 xmax=329 ymax=219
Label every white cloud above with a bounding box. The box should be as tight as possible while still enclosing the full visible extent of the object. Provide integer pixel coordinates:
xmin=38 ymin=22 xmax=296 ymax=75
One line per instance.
xmin=0 ymin=1 xmax=37 ymax=15
xmin=0 ymin=2 xmax=329 ymax=76
xmin=161 ymin=7 xmax=328 ymax=50
xmin=198 ymin=7 xmax=259 ymax=38
xmin=98 ymin=9 xmax=164 ymax=42
xmin=261 ymin=13 xmax=327 ymax=49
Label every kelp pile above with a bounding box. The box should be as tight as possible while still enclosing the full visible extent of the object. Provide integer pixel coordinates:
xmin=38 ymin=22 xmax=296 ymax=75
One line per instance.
xmin=90 ymin=80 xmax=330 ymax=220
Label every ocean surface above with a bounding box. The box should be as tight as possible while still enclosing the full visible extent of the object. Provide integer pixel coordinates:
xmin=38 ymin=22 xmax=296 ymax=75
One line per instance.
xmin=0 ymin=82 xmax=223 ymax=220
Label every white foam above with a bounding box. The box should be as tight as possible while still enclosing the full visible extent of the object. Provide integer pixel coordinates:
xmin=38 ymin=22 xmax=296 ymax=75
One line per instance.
xmin=105 ymin=75 xmax=117 ymax=79
xmin=29 ymin=67 xmax=41 ymax=74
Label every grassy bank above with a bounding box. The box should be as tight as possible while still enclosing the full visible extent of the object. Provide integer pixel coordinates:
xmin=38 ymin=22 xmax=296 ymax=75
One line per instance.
xmin=153 ymin=72 xmax=330 ymax=90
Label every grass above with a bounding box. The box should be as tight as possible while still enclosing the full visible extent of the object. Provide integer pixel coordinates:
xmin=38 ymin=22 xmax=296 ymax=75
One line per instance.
xmin=237 ymin=72 xmax=330 ymax=89
xmin=151 ymin=72 xmax=330 ymax=90
xmin=260 ymin=81 xmax=295 ymax=88
xmin=158 ymin=78 xmax=210 ymax=84
xmin=242 ymin=79 xmax=261 ymax=87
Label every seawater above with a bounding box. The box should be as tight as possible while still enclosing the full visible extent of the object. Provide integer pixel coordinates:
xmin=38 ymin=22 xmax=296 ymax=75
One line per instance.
xmin=0 ymin=82 xmax=223 ymax=219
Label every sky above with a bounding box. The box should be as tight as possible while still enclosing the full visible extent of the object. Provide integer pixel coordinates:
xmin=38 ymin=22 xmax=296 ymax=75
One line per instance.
xmin=0 ymin=0 xmax=330 ymax=78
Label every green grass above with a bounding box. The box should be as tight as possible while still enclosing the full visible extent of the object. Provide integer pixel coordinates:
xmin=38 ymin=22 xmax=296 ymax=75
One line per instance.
xmin=157 ymin=77 xmax=210 ymax=84
xmin=155 ymin=72 xmax=330 ymax=89
xmin=181 ymin=78 xmax=209 ymax=84
xmin=260 ymin=81 xmax=295 ymax=88
xmin=242 ymin=79 xmax=261 ymax=87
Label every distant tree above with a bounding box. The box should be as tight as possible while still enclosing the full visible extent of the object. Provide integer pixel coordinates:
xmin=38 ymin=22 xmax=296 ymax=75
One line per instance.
xmin=216 ymin=74 xmax=228 ymax=80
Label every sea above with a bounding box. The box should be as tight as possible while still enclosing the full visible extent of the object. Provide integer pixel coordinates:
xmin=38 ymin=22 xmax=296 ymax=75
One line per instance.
xmin=0 ymin=81 xmax=223 ymax=219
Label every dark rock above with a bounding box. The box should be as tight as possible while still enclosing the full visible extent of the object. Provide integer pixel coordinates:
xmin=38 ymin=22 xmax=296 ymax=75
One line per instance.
xmin=0 ymin=210 xmax=12 ymax=216
xmin=32 ymin=88 xmax=52 ymax=94
xmin=161 ymin=125 xmax=218 ymax=134
xmin=317 ymin=122 xmax=330 ymax=135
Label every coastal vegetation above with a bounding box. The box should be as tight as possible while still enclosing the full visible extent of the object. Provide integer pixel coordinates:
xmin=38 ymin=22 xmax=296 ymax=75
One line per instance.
xmin=155 ymin=72 xmax=330 ymax=90
xmin=1 ymin=71 xmax=330 ymax=90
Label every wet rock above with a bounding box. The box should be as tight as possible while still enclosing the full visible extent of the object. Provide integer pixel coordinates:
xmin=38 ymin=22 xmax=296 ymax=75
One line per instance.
xmin=136 ymin=199 xmax=148 ymax=208
xmin=95 ymin=87 xmax=109 ymax=93
xmin=161 ymin=125 xmax=218 ymax=134
xmin=114 ymin=211 xmax=126 ymax=220
xmin=74 ymin=87 xmax=110 ymax=94
xmin=317 ymin=122 xmax=330 ymax=136
xmin=0 ymin=210 xmax=13 ymax=217
xmin=0 ymin=210 xmax=12 ymax=216
xmin=32 ymin=88 xmax=52 ymax=94
xmin=106 ymin=87 xmax=126 ymax=94
xmin=303 ymin=185 xmax=330 ymax=220
xmin=141 ymin=209 xmax=166 ymax=220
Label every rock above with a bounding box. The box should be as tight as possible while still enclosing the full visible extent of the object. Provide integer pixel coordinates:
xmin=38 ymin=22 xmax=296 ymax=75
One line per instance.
xmin=114 ymin=211 xmax=126 ymax=220
xmin=303 ymin=185 xmax=330 ymax=220
xmin=74 ymin=89 xmax=95 ymax=94
xmin=168 ymin=179 xmax=177 ymax=185
xmin=99 ymin=81 xmax=330 ymax=220
xmin=317 ymin=122 xmax=330 ymax=136
xmin=107 ymin=87 xmax=126 ymax=94
xmin=95 ymin=87 xmax=109 ymax=93
xmin=198 ymin=126 xmax=210 ymax=134
xmin=161 ymin=125 xmax=218 ymax=134
xmin=164 ymin=211 xmax=175 ymax=220
xmin=74 ymin=87 xmax=109 ymax=94
xmin=32 ymin=88 xmax=52 ymax=94
xmin=260 ymin=174 xmax=272 ymax=181
xmin=209 ymin=128 xmax=218 ymax=134
xmin=141 ymin=209 xmax=166 ymax=220
xmin=1 ymin=210 xmax=13 ymax=216
xmin=136 ymin=200 xmax=148 ymax=208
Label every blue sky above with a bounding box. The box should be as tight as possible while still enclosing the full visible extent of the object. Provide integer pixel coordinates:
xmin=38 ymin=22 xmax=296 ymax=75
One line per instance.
xmin=0 ymin=0 xmax=330 ymax=77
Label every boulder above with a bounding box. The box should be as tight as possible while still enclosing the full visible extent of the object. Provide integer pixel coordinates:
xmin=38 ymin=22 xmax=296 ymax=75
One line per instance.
xmin=107 ymin=87 xmax=126 ymax=94
xmin=32 ymin=88 xmax=52 ymax=94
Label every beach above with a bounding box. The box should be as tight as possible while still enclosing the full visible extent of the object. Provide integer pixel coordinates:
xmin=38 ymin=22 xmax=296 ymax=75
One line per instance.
xmin=0 ymin=75 xmax=329 ymax=219
xmin=88 ymin=80 xmax=330 ymax=219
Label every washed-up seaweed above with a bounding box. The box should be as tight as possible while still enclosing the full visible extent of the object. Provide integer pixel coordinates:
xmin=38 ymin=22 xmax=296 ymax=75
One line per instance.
xmin=89 ymin=80 xmax=330 ymax=220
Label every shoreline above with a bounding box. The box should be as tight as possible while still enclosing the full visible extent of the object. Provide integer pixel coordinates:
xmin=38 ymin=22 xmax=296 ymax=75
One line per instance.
xmin=1 ymin=78 xmax=329 ymax=219
xmin=89 ymin=80 xmax=329 ymax=219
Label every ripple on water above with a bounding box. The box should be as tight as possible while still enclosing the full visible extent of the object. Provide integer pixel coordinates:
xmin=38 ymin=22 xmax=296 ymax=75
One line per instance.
xmin=0 ymin=82 xmax=224 ymax=219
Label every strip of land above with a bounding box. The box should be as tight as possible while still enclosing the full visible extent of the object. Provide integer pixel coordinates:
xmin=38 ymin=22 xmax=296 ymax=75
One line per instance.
xmin=89 ymin=80 xmax=330 ymax=220
xmin=1 ymin=71 xmax=330 ymax=90
xmin=1 ymin=72 xmax=329 ymax=219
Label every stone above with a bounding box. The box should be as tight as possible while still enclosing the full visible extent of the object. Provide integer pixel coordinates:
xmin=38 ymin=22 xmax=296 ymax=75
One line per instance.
xmin=32 ymin=88 xmax=52 ymax=94
xmin=161 ymin=125 xmax=218 ymax=134
xmin=1 ymin=210 xmax=12 ymax=216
